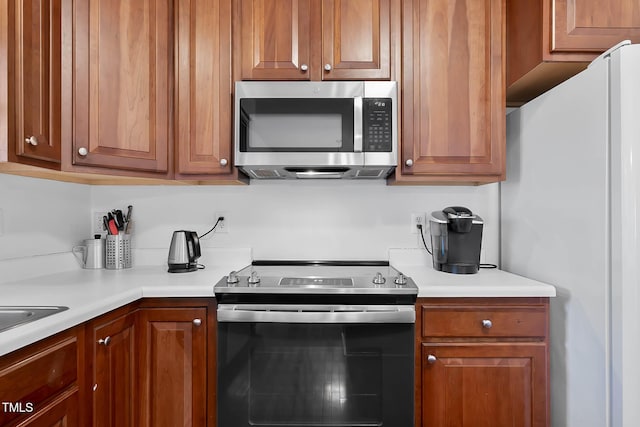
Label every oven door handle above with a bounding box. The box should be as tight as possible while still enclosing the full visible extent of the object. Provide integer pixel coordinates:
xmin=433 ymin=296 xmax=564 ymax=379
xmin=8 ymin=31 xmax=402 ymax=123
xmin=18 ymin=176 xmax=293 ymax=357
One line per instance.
xmin=217 ymin=304 xmax=415 ymax=323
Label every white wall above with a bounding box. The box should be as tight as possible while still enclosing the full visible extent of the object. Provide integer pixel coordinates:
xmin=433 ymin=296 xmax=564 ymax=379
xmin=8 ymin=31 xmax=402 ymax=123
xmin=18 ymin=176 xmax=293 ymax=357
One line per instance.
xmin=0 ymin=173 xmax=500 ymax=264
xmin=0 ymin=174 xmax=91 ymax=260
xmin=91 ymin=180 xmax=500 ymax=263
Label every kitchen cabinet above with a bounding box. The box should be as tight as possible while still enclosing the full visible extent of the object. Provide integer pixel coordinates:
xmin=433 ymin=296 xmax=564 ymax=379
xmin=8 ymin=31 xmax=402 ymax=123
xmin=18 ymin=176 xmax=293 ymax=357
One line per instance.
xmin=137 ymin=302 xmax=209 ymax=427
xmin=71 ymin=0 xmax=171 ymax=174
xmin=87 ymin=306 xmax=137 ymax=427
xmin=1 ymin=0 xmax=243 ymax=184
xmin=507 ymin=0 xmax=640 ymax=105
xmin=0 ymin=327 xmax=83 ymax=427
xmin=6 ymin=0 xmax=63 ymax=169
xmin=236 ymin=0 xmax=396 ymax=81
xmin=393 ymin=0 xmax=505 ymax=185
xmin=416 ymin=298 xmax=550 ymax=427
xmin=175 ymin=0 xmax=234 ymax=178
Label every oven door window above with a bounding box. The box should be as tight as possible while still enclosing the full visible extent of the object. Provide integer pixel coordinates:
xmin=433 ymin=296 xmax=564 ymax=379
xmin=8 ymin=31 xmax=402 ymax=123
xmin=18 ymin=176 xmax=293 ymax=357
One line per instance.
xmin=218 ymin=322 xmax=414 ymax=427
xmin=239 ymin=98 xmax=354 ymax=152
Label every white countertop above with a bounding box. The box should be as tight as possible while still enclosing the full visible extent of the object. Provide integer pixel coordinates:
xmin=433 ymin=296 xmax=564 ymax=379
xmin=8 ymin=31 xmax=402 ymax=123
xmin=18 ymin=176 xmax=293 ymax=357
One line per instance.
xmin=0 ymin=248 xmax=555 ymax=357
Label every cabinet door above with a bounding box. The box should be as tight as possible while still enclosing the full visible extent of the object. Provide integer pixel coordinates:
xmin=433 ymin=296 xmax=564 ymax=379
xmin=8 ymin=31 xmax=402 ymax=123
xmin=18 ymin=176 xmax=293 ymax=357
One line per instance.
xmin=15 ymin=389 xmax=79 ymax=427
xmin=137 ymin=307 xmax=207 ymax=427
xmin=12 ymin=0 xmax=62 ymax=166
xmin=91 ymin=311 xmax=137 ymax=427
xmin=239 ymin=0 xmax=312 ymax=80
xmin=72 ymin=0 xmax=170 ymax=173
xmin=399 ymin=0 xmax=504 ymax=183
xmin=421 ymin=343 xmax=548 ymax=427
xmin=553 ymin=0 xmax=640 ymax=52
xmin=175 ymin=0 xmax=233 ymax=176
xmin=321 ymin=0 xmax=390 ymax=80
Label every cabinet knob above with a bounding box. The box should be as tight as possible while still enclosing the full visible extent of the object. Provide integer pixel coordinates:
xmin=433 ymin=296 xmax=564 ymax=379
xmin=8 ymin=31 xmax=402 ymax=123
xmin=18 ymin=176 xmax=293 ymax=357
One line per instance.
xmin=98 ymin=336 xmax=111 ymax=346
xmin=93 ymin=384 xmax=98 ymax=392
xmin=25 ymin=136 xmax=39 ymax=146
xmin=193 ymin=318 xmax=202 ymax=327
xmin=482 ymin=319 xmax=493 ymax=329
xmin=220 ymin=158 xmax=228 ymax=166
xmin=427 ymin=354 xmax=437 ymax=364
xmin=405 ymin=159 xmax=413 ymax=167
xmin=78 ymin=147 xmax=89 ymax=156
xmin=300 ymin=64 xmax=308 ymax=72
xmin=324 ymin=63 xmax=332 ymax=71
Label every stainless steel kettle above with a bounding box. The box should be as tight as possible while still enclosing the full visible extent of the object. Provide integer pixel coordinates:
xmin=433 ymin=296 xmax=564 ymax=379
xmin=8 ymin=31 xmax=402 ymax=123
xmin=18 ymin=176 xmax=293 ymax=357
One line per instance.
xmin=167 ymin=230 xmax=201 ymax=273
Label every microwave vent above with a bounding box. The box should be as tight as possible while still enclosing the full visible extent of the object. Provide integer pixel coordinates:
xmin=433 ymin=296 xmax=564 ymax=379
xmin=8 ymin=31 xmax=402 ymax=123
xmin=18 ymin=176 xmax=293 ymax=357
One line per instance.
xmin=250 ymin=169 xmax=283 ymax=179
xmin=355 ymin=169 xmax=385 ymax=178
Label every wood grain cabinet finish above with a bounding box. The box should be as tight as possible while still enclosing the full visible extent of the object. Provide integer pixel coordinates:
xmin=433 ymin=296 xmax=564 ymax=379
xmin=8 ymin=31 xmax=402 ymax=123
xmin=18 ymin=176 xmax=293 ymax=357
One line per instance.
xmin=0 ymin=328 xmax=81 ymax=427
xmin=507 ymin=0 xmax=640 ymax=105
xmin=175 ymin=0 xmax=234 ymax=177
xmin=396 ymin=0 xmax=505 ymax=184
xmin=137 ymin=307 xmax=208 ymax=427
xmin=8 ymin=0 xmax=62 ymax=168
xmin=88 ymin=309 xmax=137 ymax=427
xmin=237 ymin=0 xmax=393 ymax=80
xmin=416 ymin=298 xmax=550 ymax=427
xmin=72 ymin=0 xmax=171 ymax=174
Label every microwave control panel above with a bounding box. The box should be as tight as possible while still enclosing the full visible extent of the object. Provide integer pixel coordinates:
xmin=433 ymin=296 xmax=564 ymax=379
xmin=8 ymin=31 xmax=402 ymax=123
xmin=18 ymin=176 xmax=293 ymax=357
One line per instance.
xmin=363 ymin=98 xmax=392 ymax=152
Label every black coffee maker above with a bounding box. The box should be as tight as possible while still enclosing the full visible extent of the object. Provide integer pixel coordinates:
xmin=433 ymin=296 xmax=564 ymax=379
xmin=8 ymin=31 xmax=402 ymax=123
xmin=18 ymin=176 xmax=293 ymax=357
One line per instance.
xmin=429 ymin=206 xmax=483 ymax=274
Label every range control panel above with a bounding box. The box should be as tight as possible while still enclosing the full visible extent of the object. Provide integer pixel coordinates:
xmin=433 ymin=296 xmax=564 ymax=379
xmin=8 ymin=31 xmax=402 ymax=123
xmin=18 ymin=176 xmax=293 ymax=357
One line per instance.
xmin=363 ymin=98 xmax=393 ymax=152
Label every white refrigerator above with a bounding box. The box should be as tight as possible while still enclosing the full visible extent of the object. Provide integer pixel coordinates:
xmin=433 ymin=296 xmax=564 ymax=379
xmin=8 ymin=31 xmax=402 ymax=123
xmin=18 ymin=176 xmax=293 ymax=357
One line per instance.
xmin=501 ymin=41 xmax=640 ymax=427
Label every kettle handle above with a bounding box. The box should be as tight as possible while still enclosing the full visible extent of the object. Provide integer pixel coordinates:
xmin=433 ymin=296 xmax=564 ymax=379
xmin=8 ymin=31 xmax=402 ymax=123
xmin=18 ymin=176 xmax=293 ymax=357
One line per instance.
xmin=189 ymin=232 xmax=201 ymax=258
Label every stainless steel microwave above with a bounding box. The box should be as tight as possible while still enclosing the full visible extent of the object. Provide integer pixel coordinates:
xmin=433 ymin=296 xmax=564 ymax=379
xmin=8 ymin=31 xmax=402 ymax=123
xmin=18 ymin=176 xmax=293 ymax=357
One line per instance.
xmin=234 ymin=81 xmax=398 ymax=179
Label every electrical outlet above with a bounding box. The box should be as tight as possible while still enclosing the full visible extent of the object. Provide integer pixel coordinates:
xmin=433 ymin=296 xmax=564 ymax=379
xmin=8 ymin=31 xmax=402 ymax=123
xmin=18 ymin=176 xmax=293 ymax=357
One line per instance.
xmin=213 ymin=212 xmax=228 ymax=234
xmin=92 ymin=211 xmax=107 ymax=235
xmin=410 ymin=213 xmax=426 ymax=234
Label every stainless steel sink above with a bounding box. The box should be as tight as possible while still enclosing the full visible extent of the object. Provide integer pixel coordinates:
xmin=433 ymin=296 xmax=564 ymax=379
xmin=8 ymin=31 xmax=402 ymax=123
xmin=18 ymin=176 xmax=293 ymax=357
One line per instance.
xmin=0 ymin=306 xmax=69 ymax=333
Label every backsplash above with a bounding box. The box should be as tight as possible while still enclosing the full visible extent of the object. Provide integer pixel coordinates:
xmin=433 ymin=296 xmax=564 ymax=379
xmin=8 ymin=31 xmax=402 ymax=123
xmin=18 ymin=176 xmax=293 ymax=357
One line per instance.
xmin=0 ymin=174 xmax=91 ymax=260
xmin=0 ymin=174 xmax=500 ymax=263
xmin=91 ymin=180 xmax=500 ymax=263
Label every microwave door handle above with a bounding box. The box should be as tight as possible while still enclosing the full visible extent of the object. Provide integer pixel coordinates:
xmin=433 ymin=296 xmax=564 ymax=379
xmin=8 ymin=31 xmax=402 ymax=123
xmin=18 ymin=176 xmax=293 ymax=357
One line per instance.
xmin=354 ymin=97 xmax=363 ymax=152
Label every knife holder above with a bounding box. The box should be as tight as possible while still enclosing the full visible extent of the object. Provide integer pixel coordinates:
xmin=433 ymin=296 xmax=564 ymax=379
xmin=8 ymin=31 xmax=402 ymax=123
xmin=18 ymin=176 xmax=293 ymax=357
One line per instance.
xmin=106 ymin=233 xmax=132 ymax=269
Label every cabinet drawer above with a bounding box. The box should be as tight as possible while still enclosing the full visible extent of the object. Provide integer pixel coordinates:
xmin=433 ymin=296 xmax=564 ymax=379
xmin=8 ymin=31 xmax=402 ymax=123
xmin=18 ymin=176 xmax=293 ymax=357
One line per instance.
xmin=0 ymin=335 xmax=78 ymax=425
xmin=421 ymin=304 xmax=547 ymax=338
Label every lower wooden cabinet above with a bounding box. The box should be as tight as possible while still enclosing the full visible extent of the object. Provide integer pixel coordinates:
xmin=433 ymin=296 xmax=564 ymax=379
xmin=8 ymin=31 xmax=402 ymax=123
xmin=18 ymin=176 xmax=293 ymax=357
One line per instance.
xmin=0 ymin=327 xmax=82 ymax=427
xmin=416 ymin=298 xmax=550 ymax=427
xmin=86 ymin=299 xmax=215 ymax=427
xmin=137 ymin=305 xmax=208 ymax=427
xmin=11 ymin=389 xmax=79 ymax=427
xmin=88 ymin=306 xmax=137 ymax=427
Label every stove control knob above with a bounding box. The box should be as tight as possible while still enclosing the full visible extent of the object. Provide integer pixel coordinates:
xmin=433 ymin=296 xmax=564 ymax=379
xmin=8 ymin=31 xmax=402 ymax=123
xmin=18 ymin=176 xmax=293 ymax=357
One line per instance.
xmin=226 ymin=271 xmax=239 ymax=284
xmin=373 ymin=272 xmax=386 ymax=285
xmin=394 ymin=273 xmax=408 ymax=285
xmin=248 ymin=271 xmax=261 ymax=285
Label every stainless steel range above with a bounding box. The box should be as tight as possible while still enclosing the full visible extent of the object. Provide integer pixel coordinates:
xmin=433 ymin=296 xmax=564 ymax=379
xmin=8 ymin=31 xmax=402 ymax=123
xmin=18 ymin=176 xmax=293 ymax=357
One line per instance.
xmin=214 ymin=261 xmax=417 ymax=427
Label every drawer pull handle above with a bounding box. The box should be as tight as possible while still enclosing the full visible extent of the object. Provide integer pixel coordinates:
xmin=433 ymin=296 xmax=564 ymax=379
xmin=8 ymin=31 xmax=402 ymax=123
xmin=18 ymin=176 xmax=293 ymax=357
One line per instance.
xmin=193 ymin=318 xmax=202 ymax=326
xmin=482 ymin=319 xmax=493 ymax=329
xmin=427 ymin=354 xmax=437 ymax=364
xmin=98 ymin=336 xmax=111 ymax=346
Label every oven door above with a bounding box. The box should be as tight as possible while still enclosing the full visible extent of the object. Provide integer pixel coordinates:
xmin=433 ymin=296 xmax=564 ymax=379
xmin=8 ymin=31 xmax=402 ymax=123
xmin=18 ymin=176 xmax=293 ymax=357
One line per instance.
xmin=217 ymin=305 xmax=415 ymax=427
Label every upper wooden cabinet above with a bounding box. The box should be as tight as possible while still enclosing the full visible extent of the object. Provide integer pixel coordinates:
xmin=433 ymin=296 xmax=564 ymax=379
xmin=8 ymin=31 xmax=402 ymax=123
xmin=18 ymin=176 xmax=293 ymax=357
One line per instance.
xmin=393 ymin=0 xmax=505 ymax=184
xmin=236 ymin=0 xmax=394 ymax=80
xmin=72 ymin=0 xmax=171 ymax=174
xmin=7 ymin=0 xmax=63 ymax=168
xmin=1 ymin=0 xmax=242 ymax=183
xmin=507 ymin=0 xmax=640 ymax=105
xmin=175 ymin=0 xmax=234 ymax=177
